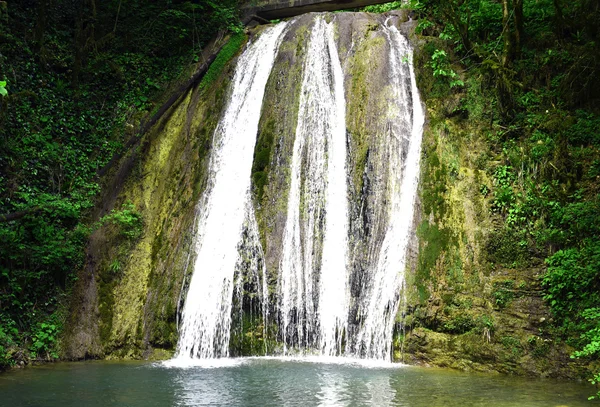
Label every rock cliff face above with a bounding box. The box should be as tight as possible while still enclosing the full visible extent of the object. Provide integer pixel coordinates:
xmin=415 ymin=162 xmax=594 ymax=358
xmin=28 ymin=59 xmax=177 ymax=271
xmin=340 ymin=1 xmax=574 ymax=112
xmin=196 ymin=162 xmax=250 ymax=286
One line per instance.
xmin=64 ymin=11 xmax=424 ymax=361
xmin=64 ymin=45 xmax=238 ymax=359
xmin=63 ymin=9 xmax=585 ymax=379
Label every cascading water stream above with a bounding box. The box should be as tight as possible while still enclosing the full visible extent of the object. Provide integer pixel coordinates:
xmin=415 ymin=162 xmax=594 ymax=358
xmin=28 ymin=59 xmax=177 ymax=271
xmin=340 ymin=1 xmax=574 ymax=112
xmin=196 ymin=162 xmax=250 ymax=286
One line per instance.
xmin=351 ymin=20 xmax=425 ymax=360
xmin=172 ymin=14 xmax=423 ymax=363
xmin=318 ymin=20 xmax=351 ymax=357
xmin=277 ymin=17 xmax=350 ymax=355
xmin=174 ymin=22 xmax=288 ymax=360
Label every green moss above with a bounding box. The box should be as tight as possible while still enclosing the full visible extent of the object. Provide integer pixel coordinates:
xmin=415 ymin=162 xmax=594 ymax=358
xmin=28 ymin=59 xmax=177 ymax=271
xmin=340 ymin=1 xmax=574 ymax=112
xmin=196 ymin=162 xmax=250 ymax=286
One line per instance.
xmin=151 ymin=228 xmax=165 ymax=264
xmin=147 ymin=347 xmax=175 ymax=361
xmin=527 ymin=335 xmax=550 ymax=358
xmin=442 ymin=313 xmax=476 ymax=334
xmin=150 ymin=317 xmax=177 ymax=348
xmin=229 ymin=314 xmax=280 ymax=357
xmin=350 ymin=130 xmax=370 ymax=193
xmin=415 ymin=220 xmax=454 ymax=297
xmin=199 ymin=33 xmax=247 ymax=92
xmin=492 ymin=279 xmax=516 ymax=309
xmin=97 ymin=225 xmax=138 ymax=346
xmin=98 ymin=265 xmax=117 ymax=344
xmin=485 ymin=227 xmax=530 ymax=267
xmin=346 ymin=35 xmax=385 ymax=193
xmin=252 ymin=119 xmax=276 ymax=201
xmin=500 ymin=335 xmax=523 ymax=357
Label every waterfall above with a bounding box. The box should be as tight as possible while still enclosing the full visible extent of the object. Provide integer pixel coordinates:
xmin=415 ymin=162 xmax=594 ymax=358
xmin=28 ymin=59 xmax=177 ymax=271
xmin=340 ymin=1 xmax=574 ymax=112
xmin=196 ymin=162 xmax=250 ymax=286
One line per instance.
xmin=172 ymin=13 xmax=424 ymax=362
xmin=175 ymin=22 xmax=288 ymax=359
xmin=351 ymin=21 xmax=425 ymax=360
xmin=277 ymin=17 xmax=350 ymax=355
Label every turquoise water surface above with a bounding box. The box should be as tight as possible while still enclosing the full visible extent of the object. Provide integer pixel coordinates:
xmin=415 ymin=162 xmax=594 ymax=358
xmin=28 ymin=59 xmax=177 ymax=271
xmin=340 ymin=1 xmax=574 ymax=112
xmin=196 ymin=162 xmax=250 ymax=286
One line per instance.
xmin=0 ymin=357 xmax=596 ymax=406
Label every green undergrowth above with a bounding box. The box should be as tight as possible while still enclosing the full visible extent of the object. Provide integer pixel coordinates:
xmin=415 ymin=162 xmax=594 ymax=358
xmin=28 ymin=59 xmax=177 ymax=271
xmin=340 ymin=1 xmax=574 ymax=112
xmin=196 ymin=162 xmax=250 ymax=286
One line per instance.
xmin=362 ymin=1 xmax=404 ymax=13
xmin=0 ymin=0 xmax=241 ymax=370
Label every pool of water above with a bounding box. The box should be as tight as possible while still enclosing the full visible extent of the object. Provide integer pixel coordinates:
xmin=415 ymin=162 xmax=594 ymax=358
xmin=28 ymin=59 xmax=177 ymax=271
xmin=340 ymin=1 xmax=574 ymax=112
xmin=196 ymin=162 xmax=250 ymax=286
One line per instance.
xmin=0 ymin=357 xmax=596 ymax=406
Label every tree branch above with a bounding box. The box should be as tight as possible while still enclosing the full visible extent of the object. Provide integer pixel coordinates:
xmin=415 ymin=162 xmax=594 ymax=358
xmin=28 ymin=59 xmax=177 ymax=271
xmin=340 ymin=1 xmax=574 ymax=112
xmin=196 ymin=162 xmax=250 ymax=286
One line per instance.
xmin=0 ymin=207 xmax=41 ymax=223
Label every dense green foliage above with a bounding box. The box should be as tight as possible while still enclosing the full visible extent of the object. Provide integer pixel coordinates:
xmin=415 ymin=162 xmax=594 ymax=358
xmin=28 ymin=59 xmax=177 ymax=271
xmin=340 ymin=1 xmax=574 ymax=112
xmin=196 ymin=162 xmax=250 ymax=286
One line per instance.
xmin=398 ymin=0 xmax=599 ymax=395
xmin=363 ymin=1 xmax=404 ymax=13
xmin=0 ymin=0 xmax=240 ymax=369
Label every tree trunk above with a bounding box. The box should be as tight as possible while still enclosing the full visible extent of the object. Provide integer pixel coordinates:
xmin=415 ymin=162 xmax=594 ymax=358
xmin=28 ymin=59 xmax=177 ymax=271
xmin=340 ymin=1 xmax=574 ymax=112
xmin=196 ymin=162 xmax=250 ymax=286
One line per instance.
xmin=0 ymin=1 xmax=8 ymax=24
xmin=444 ymin=1 xmax=471 ymax=52
xmin=502 ymin=0 xmax=515 ymax=68
xmin=72 ymin=0 xmax=97 ymax=88
xmin=34 ymin=0 xmax=49 ymax=61
xmin=513 ymin=0 xmax=524 ymax=57
xmin=553 ymin=0 xmax=564 ymax=37
xmin=0 ymin=208 xmax=40 ymax=222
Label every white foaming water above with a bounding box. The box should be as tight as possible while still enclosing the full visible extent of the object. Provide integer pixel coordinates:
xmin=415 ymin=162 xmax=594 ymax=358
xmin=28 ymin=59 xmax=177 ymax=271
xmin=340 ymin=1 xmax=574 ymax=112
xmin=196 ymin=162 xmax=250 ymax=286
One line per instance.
xmin=174 ymin=22 xmax=288 ymax=360
xmin=252 ymin=355 xmax=404 ymax=369
xmin=162 ymin=355 xmax=404 ymax=370
xmin=161 ymin=357 xmax=248 ymax=369
xmin=352 ymin=20 xmax=425 ymax=360
xmin=277 ymin=17 xmax=349 ymax=355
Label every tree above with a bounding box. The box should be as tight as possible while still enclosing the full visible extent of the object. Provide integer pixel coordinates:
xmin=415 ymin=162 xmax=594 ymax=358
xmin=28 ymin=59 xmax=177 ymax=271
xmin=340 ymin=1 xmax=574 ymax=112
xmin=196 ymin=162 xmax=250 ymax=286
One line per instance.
xmin=501 ymin=0 xmax=524 ymax=68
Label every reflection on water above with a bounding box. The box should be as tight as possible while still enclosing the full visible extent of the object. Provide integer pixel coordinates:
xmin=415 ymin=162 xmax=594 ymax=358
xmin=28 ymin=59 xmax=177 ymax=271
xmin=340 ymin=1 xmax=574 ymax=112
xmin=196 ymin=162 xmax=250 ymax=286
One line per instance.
xmin=368 ymin=373 xmax=395 ymax=406
xmin=317 ymin=369 xmax=345 ymax=406
xmin=0 ymin=358 xmax=596 ymax=407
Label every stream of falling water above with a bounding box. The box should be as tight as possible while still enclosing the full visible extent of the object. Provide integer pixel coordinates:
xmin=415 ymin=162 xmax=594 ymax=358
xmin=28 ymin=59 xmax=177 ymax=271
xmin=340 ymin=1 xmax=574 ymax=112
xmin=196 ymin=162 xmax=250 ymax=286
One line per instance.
xmin=351 ymin=20 xmax=425 ymax=360
xmin=277 ymin=17 xmax=350 ymax=355
xmin=174 ymin=23 xmax=288 ymax=360
xmin=172 ymin=15 xmax=423 ymax=362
